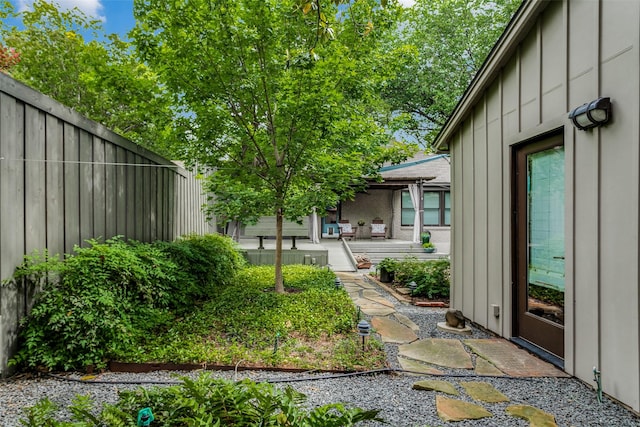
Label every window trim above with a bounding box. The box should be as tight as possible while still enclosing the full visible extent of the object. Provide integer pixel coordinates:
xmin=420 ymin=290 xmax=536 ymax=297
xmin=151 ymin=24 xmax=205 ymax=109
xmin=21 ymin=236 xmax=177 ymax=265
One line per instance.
xmin=401 ymin=189 xmax=450 ymax=227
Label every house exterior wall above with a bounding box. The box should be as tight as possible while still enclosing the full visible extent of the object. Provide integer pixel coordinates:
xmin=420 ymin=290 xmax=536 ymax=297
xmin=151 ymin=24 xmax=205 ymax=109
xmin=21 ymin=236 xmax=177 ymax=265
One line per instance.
xmin=440 ymin=0 xmax=640 ymax=411
xmin=340 ymin=189 xmax=392 ymax=239
xmin=391 ymin=189 xmax=451 ymax=253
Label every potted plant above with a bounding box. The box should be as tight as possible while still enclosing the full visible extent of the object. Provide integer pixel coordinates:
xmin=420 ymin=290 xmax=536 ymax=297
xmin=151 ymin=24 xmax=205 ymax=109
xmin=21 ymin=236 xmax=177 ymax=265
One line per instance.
xmin=422 ymin=242 xmax=436 ymax=253
xmin=357 ymin=219 xmax=366 ymax=226
xmin=377 ymin=257 xmax=398 ymax=283
xmin=421 ymin=231 xmax=431 ymax=244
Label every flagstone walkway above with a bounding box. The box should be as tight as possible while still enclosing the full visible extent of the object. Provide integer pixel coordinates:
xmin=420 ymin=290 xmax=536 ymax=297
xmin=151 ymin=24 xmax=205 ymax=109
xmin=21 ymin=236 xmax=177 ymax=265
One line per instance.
xmin=337 ymin=272 xmax=569 ymax=425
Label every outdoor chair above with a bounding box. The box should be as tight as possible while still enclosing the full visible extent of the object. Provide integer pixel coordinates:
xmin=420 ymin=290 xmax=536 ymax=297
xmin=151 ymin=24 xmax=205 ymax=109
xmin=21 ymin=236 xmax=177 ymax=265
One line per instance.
xmin=370 ymin=218 xmax=387 ymax=239
xmin=338 ymin=220 xmax=357 ymax=240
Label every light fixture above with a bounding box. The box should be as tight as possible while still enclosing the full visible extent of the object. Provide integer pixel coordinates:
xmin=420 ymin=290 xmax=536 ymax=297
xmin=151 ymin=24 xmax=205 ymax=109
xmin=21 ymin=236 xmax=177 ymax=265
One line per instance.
xmin=408 ymin=281 xmax=418 ymax=295
xmin=334 ymin=277 xmax=343 ymax=290
xmin=568 ymin=97 xmax=611 ymax=130
xmin=357 ymin=319 xmax=371 ymax=351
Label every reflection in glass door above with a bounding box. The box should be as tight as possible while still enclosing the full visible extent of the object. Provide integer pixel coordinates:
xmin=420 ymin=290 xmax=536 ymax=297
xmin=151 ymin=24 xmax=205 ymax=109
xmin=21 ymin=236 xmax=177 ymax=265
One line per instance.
xmin=515 ymin=135 xmax=565 ymax=358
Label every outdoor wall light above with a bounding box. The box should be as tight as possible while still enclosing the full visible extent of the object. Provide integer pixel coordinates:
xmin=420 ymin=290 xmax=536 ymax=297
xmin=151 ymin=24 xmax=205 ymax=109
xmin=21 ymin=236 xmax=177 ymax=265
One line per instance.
xmin=568 ymin=97 xmax=611 ymax=130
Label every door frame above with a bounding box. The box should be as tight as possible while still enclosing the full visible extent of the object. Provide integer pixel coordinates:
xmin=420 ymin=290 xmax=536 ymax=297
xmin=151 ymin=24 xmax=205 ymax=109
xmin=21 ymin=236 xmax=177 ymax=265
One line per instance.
xmin=512 ymin=133 xmax=565 ymax=360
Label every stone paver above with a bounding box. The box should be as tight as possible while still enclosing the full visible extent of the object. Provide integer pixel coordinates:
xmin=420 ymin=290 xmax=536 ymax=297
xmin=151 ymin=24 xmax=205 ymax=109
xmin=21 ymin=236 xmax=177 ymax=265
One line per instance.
xmin=412 ymin=379 xmax=459 ymax=395
xmin=371 ymin=316 xmax=418 ymax=344
xmin=436 ymin=396 xmax=493 ymax=422
xmin=506 ymin=405 xmax=558 ymax=427
xmin=465 ymin=339 xmax=569 ymax=377
xmin=355 ymin=304 xmax=396 ymax=317
xmin=397 ymin=356 xmax=444 ymax=375
xmin=460 ymin=381 xmax=510 ymax=403
xmin=399 ymin=339 xmax=473 ymax=369
xmin=362 ymin=290 xmax=396 ymax=308
xmin=474 ymin=357 xmax=505 ymax=376
xmin=392 ymin=312 xmax=420 ymax=332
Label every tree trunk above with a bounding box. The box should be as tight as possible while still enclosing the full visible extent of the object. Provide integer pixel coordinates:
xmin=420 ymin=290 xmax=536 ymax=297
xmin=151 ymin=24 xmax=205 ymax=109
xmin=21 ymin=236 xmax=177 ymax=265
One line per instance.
xmin=274 ymin=209 xmax=285 ymax=293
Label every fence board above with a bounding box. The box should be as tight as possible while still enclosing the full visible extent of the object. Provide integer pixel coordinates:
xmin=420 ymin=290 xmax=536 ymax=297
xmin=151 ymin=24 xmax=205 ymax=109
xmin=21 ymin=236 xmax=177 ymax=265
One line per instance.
xmin=45 ymin=115 xmax=64 ymax=257
xmin=93 ymin=137 xmax=106 ymax=240
xmin=116 ymin=146 xmax=127 ymax=237
xmin=63 ymin=124 xmax=80 ymax=254
xmin=79 ymin=130 xmax=93 ymax=244
xmin=25 ymin=105 xmax=46 ymax=253
xmin=0 ymin=93 xmax=24 ymax=375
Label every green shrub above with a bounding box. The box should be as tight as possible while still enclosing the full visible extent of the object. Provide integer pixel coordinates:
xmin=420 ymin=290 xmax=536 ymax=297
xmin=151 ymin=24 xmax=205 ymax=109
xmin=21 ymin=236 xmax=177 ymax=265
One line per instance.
xmin=9 ymin=238 xmax=179 ymax=371
xmin=155 ymin=233 xmax=246 ymax=287
xmin=20 ymin=374 xmax=383 ymax=426
xmin=153 ymin=233 xmax=246 ymax=307
xmin=394 ymin=257 xmax=451 ymax=299
xmin=376 ymin=257 xmax=399 ymax=274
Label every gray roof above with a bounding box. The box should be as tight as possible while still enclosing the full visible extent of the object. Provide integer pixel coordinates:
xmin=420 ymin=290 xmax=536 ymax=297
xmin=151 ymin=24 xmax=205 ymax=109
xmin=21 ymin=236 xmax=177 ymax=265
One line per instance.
xmin=377 ymin=153 xmax=450 ymax=185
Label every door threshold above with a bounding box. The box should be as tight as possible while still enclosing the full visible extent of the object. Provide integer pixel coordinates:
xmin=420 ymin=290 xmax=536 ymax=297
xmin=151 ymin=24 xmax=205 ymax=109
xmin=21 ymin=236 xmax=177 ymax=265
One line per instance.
xmin=510 ymin=337 xmax=564 ymax=370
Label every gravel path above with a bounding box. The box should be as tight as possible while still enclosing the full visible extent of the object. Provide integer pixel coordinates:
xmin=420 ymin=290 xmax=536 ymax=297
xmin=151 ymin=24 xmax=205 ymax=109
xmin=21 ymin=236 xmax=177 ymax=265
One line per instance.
xmin=1 ymin=279 xmax=639 ymax=426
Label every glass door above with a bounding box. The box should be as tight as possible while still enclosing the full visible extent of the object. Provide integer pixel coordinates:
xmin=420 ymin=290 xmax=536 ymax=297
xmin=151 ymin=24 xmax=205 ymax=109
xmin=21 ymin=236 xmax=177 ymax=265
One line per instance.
xmin=514 ymin=135 xmax=565 ymax=358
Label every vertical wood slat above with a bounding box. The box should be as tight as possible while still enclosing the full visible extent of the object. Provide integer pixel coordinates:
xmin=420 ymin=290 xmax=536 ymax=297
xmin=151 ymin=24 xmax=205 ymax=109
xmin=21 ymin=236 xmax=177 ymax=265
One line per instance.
xmin=63 ymin=124 xmax=80 ymax=254
xmin=105 ymin=143 xmax=117 ymax=239
xmin=46 ymin=116 xmax=64 ymax=258
xmin=93 ymin=137 xmax=106 ymax=240
xmin=0 ymin=93 xmax=24 ymax=374
xmin=79 ymin=130 xmax=93 ymax=244
xmin=115 ymin=147 xmax=127 ymax=237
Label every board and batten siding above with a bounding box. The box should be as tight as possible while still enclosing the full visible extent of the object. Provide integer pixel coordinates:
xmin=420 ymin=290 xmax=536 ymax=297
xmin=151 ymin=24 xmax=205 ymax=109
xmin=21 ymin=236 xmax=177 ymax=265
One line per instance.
xmin=0 ymin=73 xmax=214 ymax=376
xmin=440 ymin=0 xmax=640 ymax=411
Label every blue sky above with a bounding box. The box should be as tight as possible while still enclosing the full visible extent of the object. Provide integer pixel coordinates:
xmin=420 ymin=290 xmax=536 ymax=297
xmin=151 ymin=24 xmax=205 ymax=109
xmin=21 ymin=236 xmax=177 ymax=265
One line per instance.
xmin=13 ymin=0 xmax=136 ymax=39
xmin=11 ymin=0 xmax=415 ymax=41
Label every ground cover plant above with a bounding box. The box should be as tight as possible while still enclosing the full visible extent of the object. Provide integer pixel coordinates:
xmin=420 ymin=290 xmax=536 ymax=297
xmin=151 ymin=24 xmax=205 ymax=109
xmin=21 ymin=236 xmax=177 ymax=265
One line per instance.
xmin=20 ymin=374 xmax=384 ymax=426
xmin=116 ymin=265 xmax=387 ymax=371
xmin=8 ymin=236 xmax=385 ymax=372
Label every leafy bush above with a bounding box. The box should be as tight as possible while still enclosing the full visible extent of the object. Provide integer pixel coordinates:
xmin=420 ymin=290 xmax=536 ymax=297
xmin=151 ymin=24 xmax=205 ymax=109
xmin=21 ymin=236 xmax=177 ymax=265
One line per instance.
xmin=394 ymin=257 xmax=451 ymax=299
xmin=10 ymin=235 xmax=248 ymax=371
xmin=376 ymin=257 xmax=398 ymax=274
xmin=153 ymin=233 xmax=246 ymax=307
xmin=9 ymin=238 xmax=180 ymax=371
xmin=20 ymin=374 xmax=383 ymax=426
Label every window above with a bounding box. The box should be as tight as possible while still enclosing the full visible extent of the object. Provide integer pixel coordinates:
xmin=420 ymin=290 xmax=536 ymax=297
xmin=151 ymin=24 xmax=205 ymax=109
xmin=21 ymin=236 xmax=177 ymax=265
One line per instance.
xmin=401 ymin=190 xmax=450 ymax=226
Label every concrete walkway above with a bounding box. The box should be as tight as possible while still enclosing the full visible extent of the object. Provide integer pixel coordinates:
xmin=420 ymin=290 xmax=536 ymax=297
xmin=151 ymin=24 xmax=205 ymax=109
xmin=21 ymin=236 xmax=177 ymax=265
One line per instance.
xmin=337 ymin=271 xmax=569 ymax=425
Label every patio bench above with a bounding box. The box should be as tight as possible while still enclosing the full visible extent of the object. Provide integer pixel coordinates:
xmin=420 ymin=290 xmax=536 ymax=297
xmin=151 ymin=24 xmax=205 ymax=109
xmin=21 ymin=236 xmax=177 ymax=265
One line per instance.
xmin=244 ymin=216 xmax=309 ymax=249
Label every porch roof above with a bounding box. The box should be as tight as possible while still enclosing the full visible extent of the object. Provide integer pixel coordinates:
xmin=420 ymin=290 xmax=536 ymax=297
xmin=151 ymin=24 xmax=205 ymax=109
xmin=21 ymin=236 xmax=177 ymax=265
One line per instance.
xmin=366 ymin=153 xmax=450 ymax=189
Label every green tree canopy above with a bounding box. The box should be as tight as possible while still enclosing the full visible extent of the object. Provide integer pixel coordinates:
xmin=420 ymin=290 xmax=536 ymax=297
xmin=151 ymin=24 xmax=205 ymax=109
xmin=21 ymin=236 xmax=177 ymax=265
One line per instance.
xmin=132 ymin=0 xmax=415 ymax=291
xmin=0 ymin=0 xmax=177 ymax=157
xmin=383 ymin=0 xmax=522 ymax=148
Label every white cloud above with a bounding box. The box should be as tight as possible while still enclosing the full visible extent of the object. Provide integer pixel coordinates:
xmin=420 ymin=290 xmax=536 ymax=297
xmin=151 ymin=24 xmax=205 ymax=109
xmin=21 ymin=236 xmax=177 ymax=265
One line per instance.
xmin=17 ymin=0 xmax=105 ymax=22
xmin=398 ymin=0 xmax=415 ymax=7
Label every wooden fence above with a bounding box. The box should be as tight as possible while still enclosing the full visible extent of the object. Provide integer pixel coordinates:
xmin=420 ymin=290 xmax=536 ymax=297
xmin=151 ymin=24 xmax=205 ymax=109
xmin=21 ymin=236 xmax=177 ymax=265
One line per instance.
xmin=0 ymin=73 xmax=214 ymax=375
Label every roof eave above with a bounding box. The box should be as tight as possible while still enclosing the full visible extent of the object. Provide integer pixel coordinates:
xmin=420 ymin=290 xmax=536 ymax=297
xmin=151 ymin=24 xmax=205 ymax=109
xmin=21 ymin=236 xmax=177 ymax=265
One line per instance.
xmin=433 ymin=0 xmax=551 ymax=152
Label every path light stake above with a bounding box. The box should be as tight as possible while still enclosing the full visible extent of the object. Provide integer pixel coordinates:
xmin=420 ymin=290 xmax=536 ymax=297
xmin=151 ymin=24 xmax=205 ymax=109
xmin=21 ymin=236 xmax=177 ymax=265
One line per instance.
xmin=273 ymin=332 xmax=281 ymax=355
xmin=357 ymin=320 xmax=371 ymax=352
xmin=335 ymin=277 xmax=342 ymax=290
xmin=408 ymin=281 xmax=418 ymax=295
xmin=593 ymin=367 xmax=603 ymax=403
